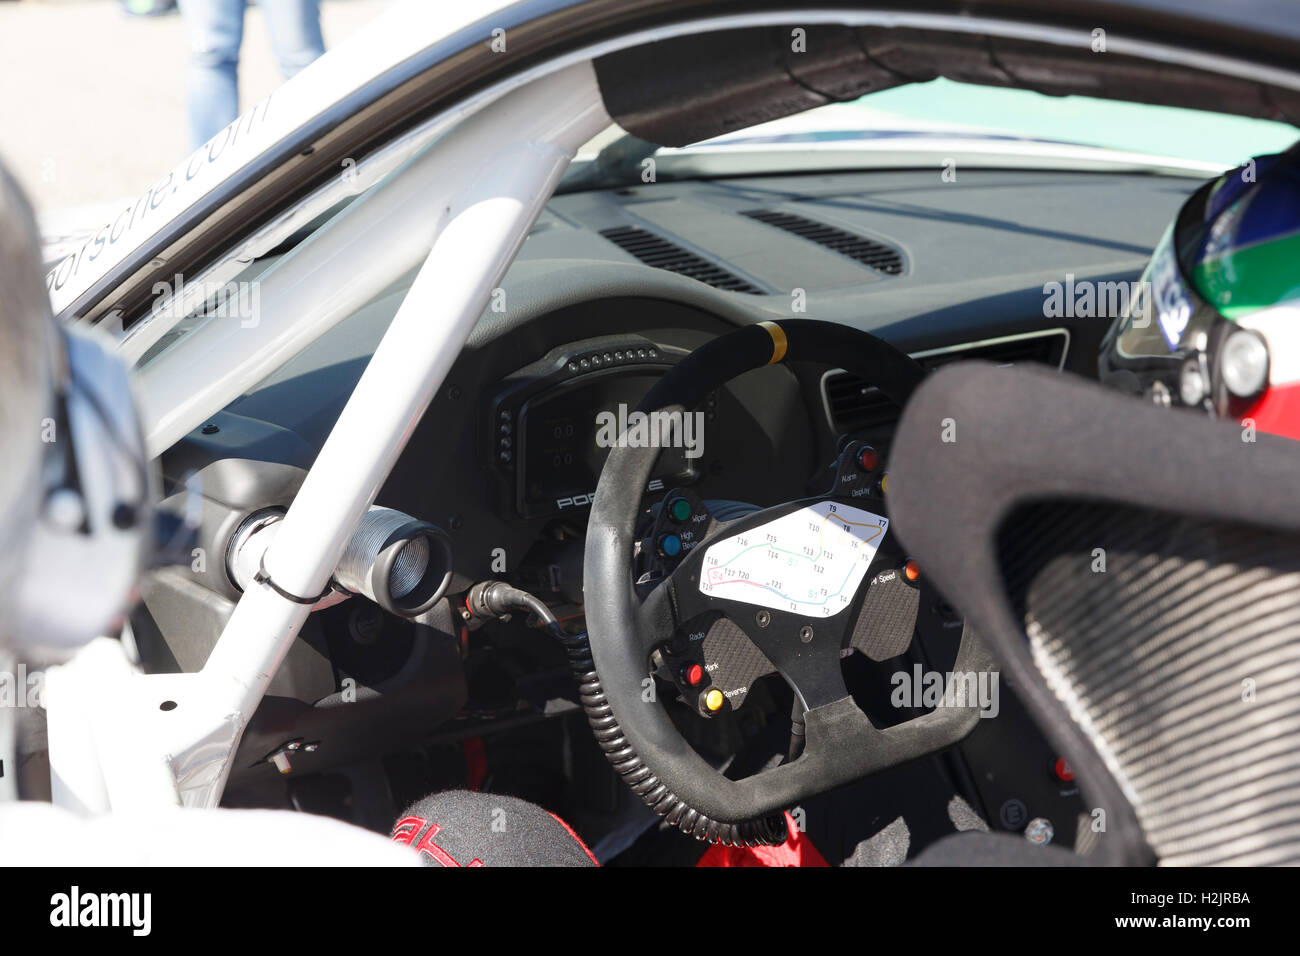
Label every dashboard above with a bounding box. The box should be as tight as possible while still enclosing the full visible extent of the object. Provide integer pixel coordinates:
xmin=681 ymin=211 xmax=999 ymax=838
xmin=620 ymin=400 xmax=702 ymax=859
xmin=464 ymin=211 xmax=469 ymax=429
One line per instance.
xmin=486 ymin=337 xmax=700 ymax=518
xmin=138 ymin=165 xmax=1202 ymax=845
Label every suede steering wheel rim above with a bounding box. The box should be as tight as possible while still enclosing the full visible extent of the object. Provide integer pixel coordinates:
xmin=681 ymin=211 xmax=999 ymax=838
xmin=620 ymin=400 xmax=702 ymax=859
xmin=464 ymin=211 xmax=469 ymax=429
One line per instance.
xmin=583 ymin=319 xmax=994 ymax=827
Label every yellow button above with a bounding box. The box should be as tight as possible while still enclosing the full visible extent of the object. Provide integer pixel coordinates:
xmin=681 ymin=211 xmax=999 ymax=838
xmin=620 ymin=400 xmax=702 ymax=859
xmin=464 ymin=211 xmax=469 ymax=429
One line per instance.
xmin=705 ymin=689 xmax=725 ymax=712
xmin=879 ymin=473 xmax=890 ymax=494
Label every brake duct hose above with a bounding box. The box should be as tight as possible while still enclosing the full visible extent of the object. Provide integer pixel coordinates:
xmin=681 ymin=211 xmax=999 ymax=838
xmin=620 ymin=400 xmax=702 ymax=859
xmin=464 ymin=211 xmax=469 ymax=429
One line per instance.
xmin=466 ymin=581 xmax=788 ymax=846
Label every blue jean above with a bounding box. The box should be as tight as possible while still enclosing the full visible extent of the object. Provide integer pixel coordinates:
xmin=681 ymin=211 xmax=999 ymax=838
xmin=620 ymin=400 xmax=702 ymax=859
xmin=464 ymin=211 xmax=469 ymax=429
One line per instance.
xmin=180 ymin=0 xmax=325 ymax=149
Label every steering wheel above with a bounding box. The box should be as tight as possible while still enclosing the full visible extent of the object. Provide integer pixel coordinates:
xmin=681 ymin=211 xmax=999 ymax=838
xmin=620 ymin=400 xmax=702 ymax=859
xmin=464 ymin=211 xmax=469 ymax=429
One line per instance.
xmin=582 ymin=319 xmax=994 ymax=844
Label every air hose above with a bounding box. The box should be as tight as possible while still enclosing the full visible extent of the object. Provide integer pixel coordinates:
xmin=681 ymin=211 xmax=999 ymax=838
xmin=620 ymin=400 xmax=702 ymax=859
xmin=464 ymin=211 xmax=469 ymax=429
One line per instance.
xmin=465 ymin=581 xmax=788 ymax=847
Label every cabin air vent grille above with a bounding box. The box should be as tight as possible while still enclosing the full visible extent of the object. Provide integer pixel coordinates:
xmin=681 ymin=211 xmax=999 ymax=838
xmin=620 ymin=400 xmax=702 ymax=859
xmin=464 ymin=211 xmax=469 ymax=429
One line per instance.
xmin=599 ymin=226 xmax=763 ymax=293
xmin=741 ymin=210 xmax=904 ymax=275
xmin=825 ymin=331 xmax=1068 ymax=433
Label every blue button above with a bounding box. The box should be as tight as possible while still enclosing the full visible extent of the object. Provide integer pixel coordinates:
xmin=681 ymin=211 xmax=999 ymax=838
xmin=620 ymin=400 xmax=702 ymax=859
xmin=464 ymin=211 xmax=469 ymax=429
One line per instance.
xmin=658 ymin=533 xmax=682 ymax=558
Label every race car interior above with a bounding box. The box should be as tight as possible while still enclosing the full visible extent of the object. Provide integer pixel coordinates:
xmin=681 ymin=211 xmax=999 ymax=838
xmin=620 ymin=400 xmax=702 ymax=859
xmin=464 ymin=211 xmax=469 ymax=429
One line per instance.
xmin=78 ymin=22 xmax=1300 ymax=866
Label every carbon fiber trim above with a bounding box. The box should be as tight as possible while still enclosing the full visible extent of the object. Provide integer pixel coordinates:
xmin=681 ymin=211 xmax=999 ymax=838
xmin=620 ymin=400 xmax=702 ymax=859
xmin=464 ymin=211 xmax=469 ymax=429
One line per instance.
xmin=999 ymin=501 xmax=1300 ymax=866
xmin=701 ymin=615 xmax=775 ymax=710
xmin=850 ymin=569 xmax=920 ymax=661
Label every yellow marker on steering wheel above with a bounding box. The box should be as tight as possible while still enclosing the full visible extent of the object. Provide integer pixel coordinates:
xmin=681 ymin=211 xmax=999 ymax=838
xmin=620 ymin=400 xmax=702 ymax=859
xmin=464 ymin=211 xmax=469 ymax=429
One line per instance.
xmin=758 ymin=321 xmax=787 ymax=364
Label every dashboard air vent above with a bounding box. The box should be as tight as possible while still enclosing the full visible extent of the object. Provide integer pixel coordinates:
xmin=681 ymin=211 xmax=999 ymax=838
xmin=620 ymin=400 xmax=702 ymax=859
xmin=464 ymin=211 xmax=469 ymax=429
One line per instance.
xmin=825 ymin=331 xmax=1067 ymax=434
xmin=600 ymin=226 xmax=763 ymax=293
xmin=741 ymin=210 xmax=904 ymax=275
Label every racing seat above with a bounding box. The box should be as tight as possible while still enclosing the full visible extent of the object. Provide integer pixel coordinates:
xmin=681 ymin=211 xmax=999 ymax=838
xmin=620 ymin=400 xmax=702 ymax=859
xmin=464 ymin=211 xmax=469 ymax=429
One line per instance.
xmin=391 ymin=790 xmax=598 ymax=866
xmin=888 ymin=361 xmax=1300 ymax=866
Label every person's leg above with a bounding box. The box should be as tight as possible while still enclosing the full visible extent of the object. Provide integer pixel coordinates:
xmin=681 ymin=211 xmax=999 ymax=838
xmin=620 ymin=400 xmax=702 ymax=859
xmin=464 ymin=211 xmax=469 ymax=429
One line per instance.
xmin=262 ymin=0 xmax=326 ymax=82
xmin=178 ymin=0 xmax=247 ymax=149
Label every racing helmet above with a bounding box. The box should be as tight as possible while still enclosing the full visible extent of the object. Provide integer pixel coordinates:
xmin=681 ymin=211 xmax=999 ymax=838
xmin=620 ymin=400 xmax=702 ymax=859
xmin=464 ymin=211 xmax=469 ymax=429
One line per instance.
xmin=1099 ymin=141 xmax=1300 ymax=439
xmin=0 ymin=160 xmax=153 ymax=658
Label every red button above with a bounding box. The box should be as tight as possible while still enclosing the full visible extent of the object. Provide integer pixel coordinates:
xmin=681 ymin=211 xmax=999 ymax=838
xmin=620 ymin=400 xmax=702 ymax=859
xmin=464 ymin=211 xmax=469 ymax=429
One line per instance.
xmin=903 ymin=559 xmax=920 ymax=582
xmin=1054 ymin=758 xmax=1074 ymax=782
xmin=683 ymin=663 xmax=705 ymax=687
xmin=857 ymin=446 xmax=879 ymax=472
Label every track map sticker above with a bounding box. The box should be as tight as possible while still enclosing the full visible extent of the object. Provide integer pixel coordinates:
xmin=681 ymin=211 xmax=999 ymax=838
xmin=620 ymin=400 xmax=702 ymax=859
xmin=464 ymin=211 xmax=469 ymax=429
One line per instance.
xmin=698 ymin=502 xmax=888 ymax=617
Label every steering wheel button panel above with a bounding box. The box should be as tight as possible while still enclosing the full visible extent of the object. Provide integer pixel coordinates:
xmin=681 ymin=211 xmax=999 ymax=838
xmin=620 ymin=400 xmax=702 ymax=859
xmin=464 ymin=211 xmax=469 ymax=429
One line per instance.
xmin=639 ymin=491 xmax=714 ymax=584
xmin=698 ymin=502 xmax=889 ymax=618
xmin=835 ymin=442 xmax=888 ymax=500
xmin=657 ymin=533 xmax=683 ymax=558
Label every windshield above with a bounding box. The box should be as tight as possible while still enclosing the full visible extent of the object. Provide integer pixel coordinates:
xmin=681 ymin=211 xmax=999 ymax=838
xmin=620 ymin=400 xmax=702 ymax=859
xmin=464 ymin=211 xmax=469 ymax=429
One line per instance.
xmin=842 ymin=78 xmax=1296 ymax=165
xmin=565 ymin=78 xmax=1299 ymax=190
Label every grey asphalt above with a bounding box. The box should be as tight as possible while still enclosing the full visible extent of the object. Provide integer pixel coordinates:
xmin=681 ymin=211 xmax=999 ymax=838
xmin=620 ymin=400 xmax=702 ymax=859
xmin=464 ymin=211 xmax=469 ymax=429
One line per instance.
xmin=0 ymin=0 xmax=395 ymax=237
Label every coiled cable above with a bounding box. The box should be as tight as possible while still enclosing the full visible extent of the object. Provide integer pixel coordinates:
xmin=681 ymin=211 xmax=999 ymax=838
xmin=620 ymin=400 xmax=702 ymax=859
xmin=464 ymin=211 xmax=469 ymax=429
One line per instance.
xmin=466 ymin=580 xmax=787 ymax=847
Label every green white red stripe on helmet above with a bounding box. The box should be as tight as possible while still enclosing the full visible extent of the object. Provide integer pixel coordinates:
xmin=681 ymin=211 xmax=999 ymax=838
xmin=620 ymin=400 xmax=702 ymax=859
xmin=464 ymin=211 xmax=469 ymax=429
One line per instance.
xmin=1239 ymin=303 xmax=1300 ymax=388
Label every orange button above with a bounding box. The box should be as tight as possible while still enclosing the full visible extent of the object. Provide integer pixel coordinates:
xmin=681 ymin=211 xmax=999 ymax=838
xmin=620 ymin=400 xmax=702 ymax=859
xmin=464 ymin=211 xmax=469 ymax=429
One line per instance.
xmin=904 ymin=559 xmax=920 ymax=582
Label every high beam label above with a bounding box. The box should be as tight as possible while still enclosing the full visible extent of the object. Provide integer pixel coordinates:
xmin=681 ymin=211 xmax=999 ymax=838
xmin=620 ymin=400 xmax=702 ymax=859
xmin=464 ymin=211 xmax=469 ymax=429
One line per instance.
xmin=698 ymin=502 xmax=888 ymax=617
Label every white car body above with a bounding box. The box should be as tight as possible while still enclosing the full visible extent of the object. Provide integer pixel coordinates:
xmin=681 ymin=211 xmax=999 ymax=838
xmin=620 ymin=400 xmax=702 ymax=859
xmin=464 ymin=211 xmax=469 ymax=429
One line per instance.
xmin=33 ymin=0 xmax=1300 ymax=829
